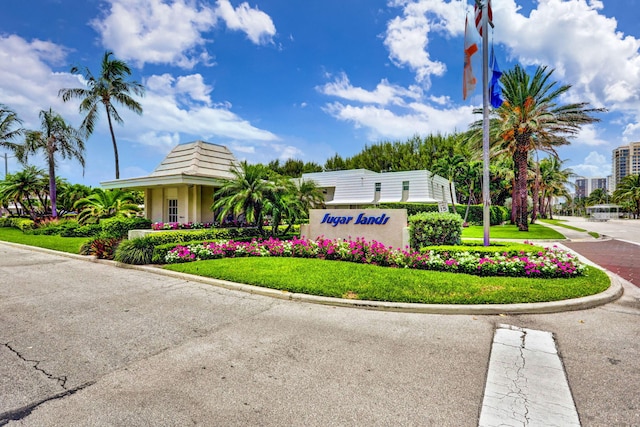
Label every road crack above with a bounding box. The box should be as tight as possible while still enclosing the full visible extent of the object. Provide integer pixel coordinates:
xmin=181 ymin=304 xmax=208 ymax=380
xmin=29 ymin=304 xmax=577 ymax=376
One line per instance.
xmin=3 ymin=342 xmax=67 ymax=389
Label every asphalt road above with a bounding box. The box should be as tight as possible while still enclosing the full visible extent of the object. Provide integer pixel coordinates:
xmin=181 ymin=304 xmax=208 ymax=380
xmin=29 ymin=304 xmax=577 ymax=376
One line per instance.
xmin=0 ymin=226 xmax=639 ymax=426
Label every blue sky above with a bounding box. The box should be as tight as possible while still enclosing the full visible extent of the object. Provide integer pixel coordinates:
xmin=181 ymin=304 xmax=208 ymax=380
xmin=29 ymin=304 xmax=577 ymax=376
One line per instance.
xmin=1 ymin=0 xmax=640 ymax=187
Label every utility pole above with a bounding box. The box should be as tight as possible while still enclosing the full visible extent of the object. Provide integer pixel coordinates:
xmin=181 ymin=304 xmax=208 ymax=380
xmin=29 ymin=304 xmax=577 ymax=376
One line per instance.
xmin=481 ymin=0 xmax=491 ymax=246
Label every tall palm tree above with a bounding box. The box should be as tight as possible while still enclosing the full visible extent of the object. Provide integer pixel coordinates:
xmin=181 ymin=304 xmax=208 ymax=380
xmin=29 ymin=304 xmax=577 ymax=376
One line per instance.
xmin=211 ymin=161 xmax=274 ymax=233
xmin=18 ymin=109 xmax=85 ymax=218
xmin=478 ymin=64 xmax=603 ymax=231
xmin=59 ymin=51 xmax=144 ymax=179
xmin=613 ymin=174 xmax=640 ymax=218
xmin=74 ymin=188 xmax=140 ymax=224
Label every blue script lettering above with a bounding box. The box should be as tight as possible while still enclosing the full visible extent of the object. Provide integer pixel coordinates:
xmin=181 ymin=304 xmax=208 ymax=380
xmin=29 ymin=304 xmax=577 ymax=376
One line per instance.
xmin=321 ymin=213 xmax=354 ymax=227
xmin=354 ymin=213 xmax=390 ymax=225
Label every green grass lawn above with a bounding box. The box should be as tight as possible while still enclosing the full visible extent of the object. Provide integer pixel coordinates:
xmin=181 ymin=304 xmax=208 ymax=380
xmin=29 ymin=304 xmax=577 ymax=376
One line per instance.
xmin=0 ymin=228 xmax=89 ymax=254
xmin=461 ymin=223 xmax=565 ymax=239
xmin=538 ymin=218 xmax=587 ymax=232
xmin=164 ymin=257 xmax=610 ymax=304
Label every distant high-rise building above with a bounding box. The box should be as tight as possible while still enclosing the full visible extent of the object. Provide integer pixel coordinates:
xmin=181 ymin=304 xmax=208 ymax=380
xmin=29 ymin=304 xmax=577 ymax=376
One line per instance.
xmin=574 ymin=176 xmax=610 ymax=198
xmin=612 ymin=142 xmax=640 ymax=188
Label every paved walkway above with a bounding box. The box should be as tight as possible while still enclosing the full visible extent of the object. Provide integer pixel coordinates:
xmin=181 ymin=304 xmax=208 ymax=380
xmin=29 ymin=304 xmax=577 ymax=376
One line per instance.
xmin=542 ymin=217 xmax=640 ymax=289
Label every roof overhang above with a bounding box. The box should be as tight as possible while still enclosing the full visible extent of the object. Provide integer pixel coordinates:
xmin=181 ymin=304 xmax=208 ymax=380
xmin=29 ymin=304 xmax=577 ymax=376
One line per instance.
xmin=101 ymin=173 xmax=222 ymax=190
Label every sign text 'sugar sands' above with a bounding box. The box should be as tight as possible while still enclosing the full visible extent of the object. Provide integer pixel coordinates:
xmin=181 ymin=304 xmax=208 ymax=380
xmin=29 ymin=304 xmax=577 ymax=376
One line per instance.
xmin=320 ymin=212 xmax=391 ymax=227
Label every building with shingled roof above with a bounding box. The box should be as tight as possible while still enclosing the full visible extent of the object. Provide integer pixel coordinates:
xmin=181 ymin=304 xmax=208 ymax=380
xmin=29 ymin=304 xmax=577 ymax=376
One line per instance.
xmin=101 ymin=140 xmax=237 ymax=224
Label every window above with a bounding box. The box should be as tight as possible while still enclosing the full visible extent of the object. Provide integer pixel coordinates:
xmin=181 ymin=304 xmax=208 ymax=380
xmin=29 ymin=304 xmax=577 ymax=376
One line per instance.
xmin=375 ymin=182 xmax=381 ymax=192
xmin=168 ymin=199 xmax=178 ymax=223
xmin=402 ymin=181 xmax=410 ymax=191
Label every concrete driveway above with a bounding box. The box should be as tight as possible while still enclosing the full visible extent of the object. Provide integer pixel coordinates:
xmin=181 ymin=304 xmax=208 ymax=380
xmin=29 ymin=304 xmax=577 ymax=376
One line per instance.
xmin=1 ymin=239 xmax=639 ymax=426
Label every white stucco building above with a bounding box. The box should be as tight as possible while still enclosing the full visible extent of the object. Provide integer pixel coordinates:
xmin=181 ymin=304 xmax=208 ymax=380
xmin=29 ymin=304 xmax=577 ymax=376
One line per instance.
xmin=301 ymin=169 xmax=455 ymax=208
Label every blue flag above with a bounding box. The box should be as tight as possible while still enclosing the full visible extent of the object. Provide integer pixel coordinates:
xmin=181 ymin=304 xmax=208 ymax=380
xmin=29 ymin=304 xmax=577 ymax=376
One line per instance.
xmin=490 ymin=46 xmax=503 ymax=108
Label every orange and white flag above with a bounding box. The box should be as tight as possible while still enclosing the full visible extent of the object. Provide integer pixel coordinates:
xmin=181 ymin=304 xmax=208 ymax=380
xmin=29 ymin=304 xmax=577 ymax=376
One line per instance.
xmin=463 ymin=15 xmax=478 ymax=100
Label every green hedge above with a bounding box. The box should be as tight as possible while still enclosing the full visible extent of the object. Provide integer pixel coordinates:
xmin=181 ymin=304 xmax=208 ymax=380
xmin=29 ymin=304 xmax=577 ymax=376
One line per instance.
xmin=100 ymin=216 xmax=152 ymax=238
xmin=379 ymin=203 xmax=508 ymax=226
xmin=409 ymin=212 xmax=463 ymax=247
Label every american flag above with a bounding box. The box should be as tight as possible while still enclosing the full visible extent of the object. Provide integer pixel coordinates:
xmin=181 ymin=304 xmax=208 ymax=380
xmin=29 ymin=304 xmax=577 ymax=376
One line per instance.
xmin=474 ymin=0 xmax=493 ymax=37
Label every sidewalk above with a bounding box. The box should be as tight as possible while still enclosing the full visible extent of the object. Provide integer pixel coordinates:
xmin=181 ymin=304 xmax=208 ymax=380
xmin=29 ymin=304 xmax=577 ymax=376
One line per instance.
xmin=543 ymin=217 xmax=640 ymax=288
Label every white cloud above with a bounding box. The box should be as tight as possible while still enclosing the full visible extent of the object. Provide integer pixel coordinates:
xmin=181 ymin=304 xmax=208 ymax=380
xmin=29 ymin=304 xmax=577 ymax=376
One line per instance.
xmin=215 ymin=0 xmax=276 ymax=45
xmin=572 ymin=124 xmax=608 ymax=146
xmin=384 ymin=0 xmax=464 ymax=87
xmin=318 ymin=73 xmax=422 ymax=106
xmin=496 ymin=0 xmax=640 ymax=112
xmin=133 ymin=73 xmax=278 ymax=142
xmin=571 ymin=150 xmax=611 ymax=177
xmin=324 ymin=101 xmax=475 ymax=141
xmin=92 ymin=0 xmax=217 ymax=68
xmin=0 ymin=35 xmax=79 ymax=126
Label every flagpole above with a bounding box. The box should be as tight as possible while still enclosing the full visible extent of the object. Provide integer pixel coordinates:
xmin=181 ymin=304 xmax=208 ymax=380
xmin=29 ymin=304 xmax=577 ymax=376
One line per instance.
xmin=481 ymin=0 xmax=490 ymax=246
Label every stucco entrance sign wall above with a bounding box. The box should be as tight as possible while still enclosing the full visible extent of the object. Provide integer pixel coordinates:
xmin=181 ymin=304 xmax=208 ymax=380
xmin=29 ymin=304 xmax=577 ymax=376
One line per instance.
xmin=301 ymin=209 xmax=409 ymax=250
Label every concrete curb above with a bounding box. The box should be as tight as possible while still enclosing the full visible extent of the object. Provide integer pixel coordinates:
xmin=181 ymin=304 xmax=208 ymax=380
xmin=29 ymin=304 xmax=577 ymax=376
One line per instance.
xmin=1 ymin=240 xmax=623 ymax=315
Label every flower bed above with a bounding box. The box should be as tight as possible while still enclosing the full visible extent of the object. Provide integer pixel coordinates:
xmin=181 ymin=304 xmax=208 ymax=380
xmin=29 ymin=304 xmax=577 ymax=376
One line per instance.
xmin=164 ymin=237 xmax=586 ymax=278
xmin=152 ymin=222 xmax=213 ymax=230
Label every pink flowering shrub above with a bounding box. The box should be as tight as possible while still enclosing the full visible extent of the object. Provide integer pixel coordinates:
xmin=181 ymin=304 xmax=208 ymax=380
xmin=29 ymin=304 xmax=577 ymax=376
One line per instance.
xmin=164 ymin=237 xmax=585 ymax=279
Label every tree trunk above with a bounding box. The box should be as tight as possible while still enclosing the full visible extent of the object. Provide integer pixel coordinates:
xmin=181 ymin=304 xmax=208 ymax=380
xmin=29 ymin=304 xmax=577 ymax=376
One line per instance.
xmin=513 ymin=138 xmax=529 ymax=231
xmin=48 ymin=150 xmax=58 ymax=218
xmin=105 ymin=104 xmax=120 ymax=180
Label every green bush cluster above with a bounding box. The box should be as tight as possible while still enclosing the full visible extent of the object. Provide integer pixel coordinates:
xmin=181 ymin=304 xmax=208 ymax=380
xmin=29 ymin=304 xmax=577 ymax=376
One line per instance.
xmin=100 ymin=217 xmax=152 ymax=238
xmin=409 ymin=212 xmax=463 ymax=247
xmin=2 ymin=217 xmax=36 ymax=231
xmin=379 ymin=203 xmax=508 ymax=226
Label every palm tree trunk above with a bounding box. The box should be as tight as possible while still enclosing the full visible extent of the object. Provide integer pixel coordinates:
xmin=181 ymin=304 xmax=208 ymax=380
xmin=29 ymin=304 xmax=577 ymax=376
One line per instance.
xmin=105 ymin=105 xmax=120 ymax=180
xmin=48 ymin=150 xmax=58 ymax=218
xmin=514 ymin=140 xmax=529 ymax=231
xmin=449 ymin=182 xmax=456 ymax=214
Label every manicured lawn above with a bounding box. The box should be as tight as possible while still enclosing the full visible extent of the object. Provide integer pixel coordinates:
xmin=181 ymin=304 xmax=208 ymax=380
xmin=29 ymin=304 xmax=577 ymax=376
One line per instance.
xmin=538 ymin=218 xmax=587 ymax=232
xmin=0 ymin=228 xmax=89 ymax=254
xmin=461 ymin=223 xmax=565 ymax=239
xmin=164 ymin=257 xmax=610 ymax=304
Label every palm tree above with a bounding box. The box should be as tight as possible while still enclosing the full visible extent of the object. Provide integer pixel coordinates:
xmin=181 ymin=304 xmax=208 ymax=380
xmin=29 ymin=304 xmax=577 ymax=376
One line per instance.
xmin=59 ymin=51 xmax=144 ymax=179
xmin=1 ymin=104 xmax=24 ymax=180
xmin=18 ymin=109 xmax=85 ymax=218
xmin=479 ymin=65 xmax=603 ymax=231
xmin=1 ymin=104 xmax=23 ymax=148
xmin=432 ymin=154 xmax=465 ymax=213
xmin=613 ymin=174 xmax=640 ymax=218
xmin=211 ymin=161 xmax=274 ymax=233
xmin=538 ymin=157 xmax=574 ymax=219
xmin=458 ymin=160 xmax=482 ymax=224
xmin=0 ymin=166 xmax=46 ymax=217
xmin=296 ymin=178 xmax=325 ymax=213
xmin=587 ymin=188 xmax=609 ymax=206
xmin=57 ymin=182 xmax=92 ymax=216
xmin=74 ymin=188 xmax=140 ymax=224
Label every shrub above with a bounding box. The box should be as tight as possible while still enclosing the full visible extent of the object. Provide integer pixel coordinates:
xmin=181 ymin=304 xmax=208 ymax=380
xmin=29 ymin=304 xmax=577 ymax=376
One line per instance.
xmin=409 ymin=212 xmax=463 ymax=248
xmin=100 ymin=216 xmax=152 ymax=239
xmin=60 ymin=223 xmax=102 ymax=237
xmin=13 ymin=218 xmax=35 ymax=232
xmin=79 ymin=237 xmax=122 ymax=259
xmin=114 ymin=236 xmax=155 ymax=265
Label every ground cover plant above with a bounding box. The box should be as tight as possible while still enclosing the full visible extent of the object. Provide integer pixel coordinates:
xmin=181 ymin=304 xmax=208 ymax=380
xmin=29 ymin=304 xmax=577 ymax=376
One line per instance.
xmin=461 ymin=223 xmax=565 ymax=239
xmin=164 ymin=257 xmax=609 ymax=304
